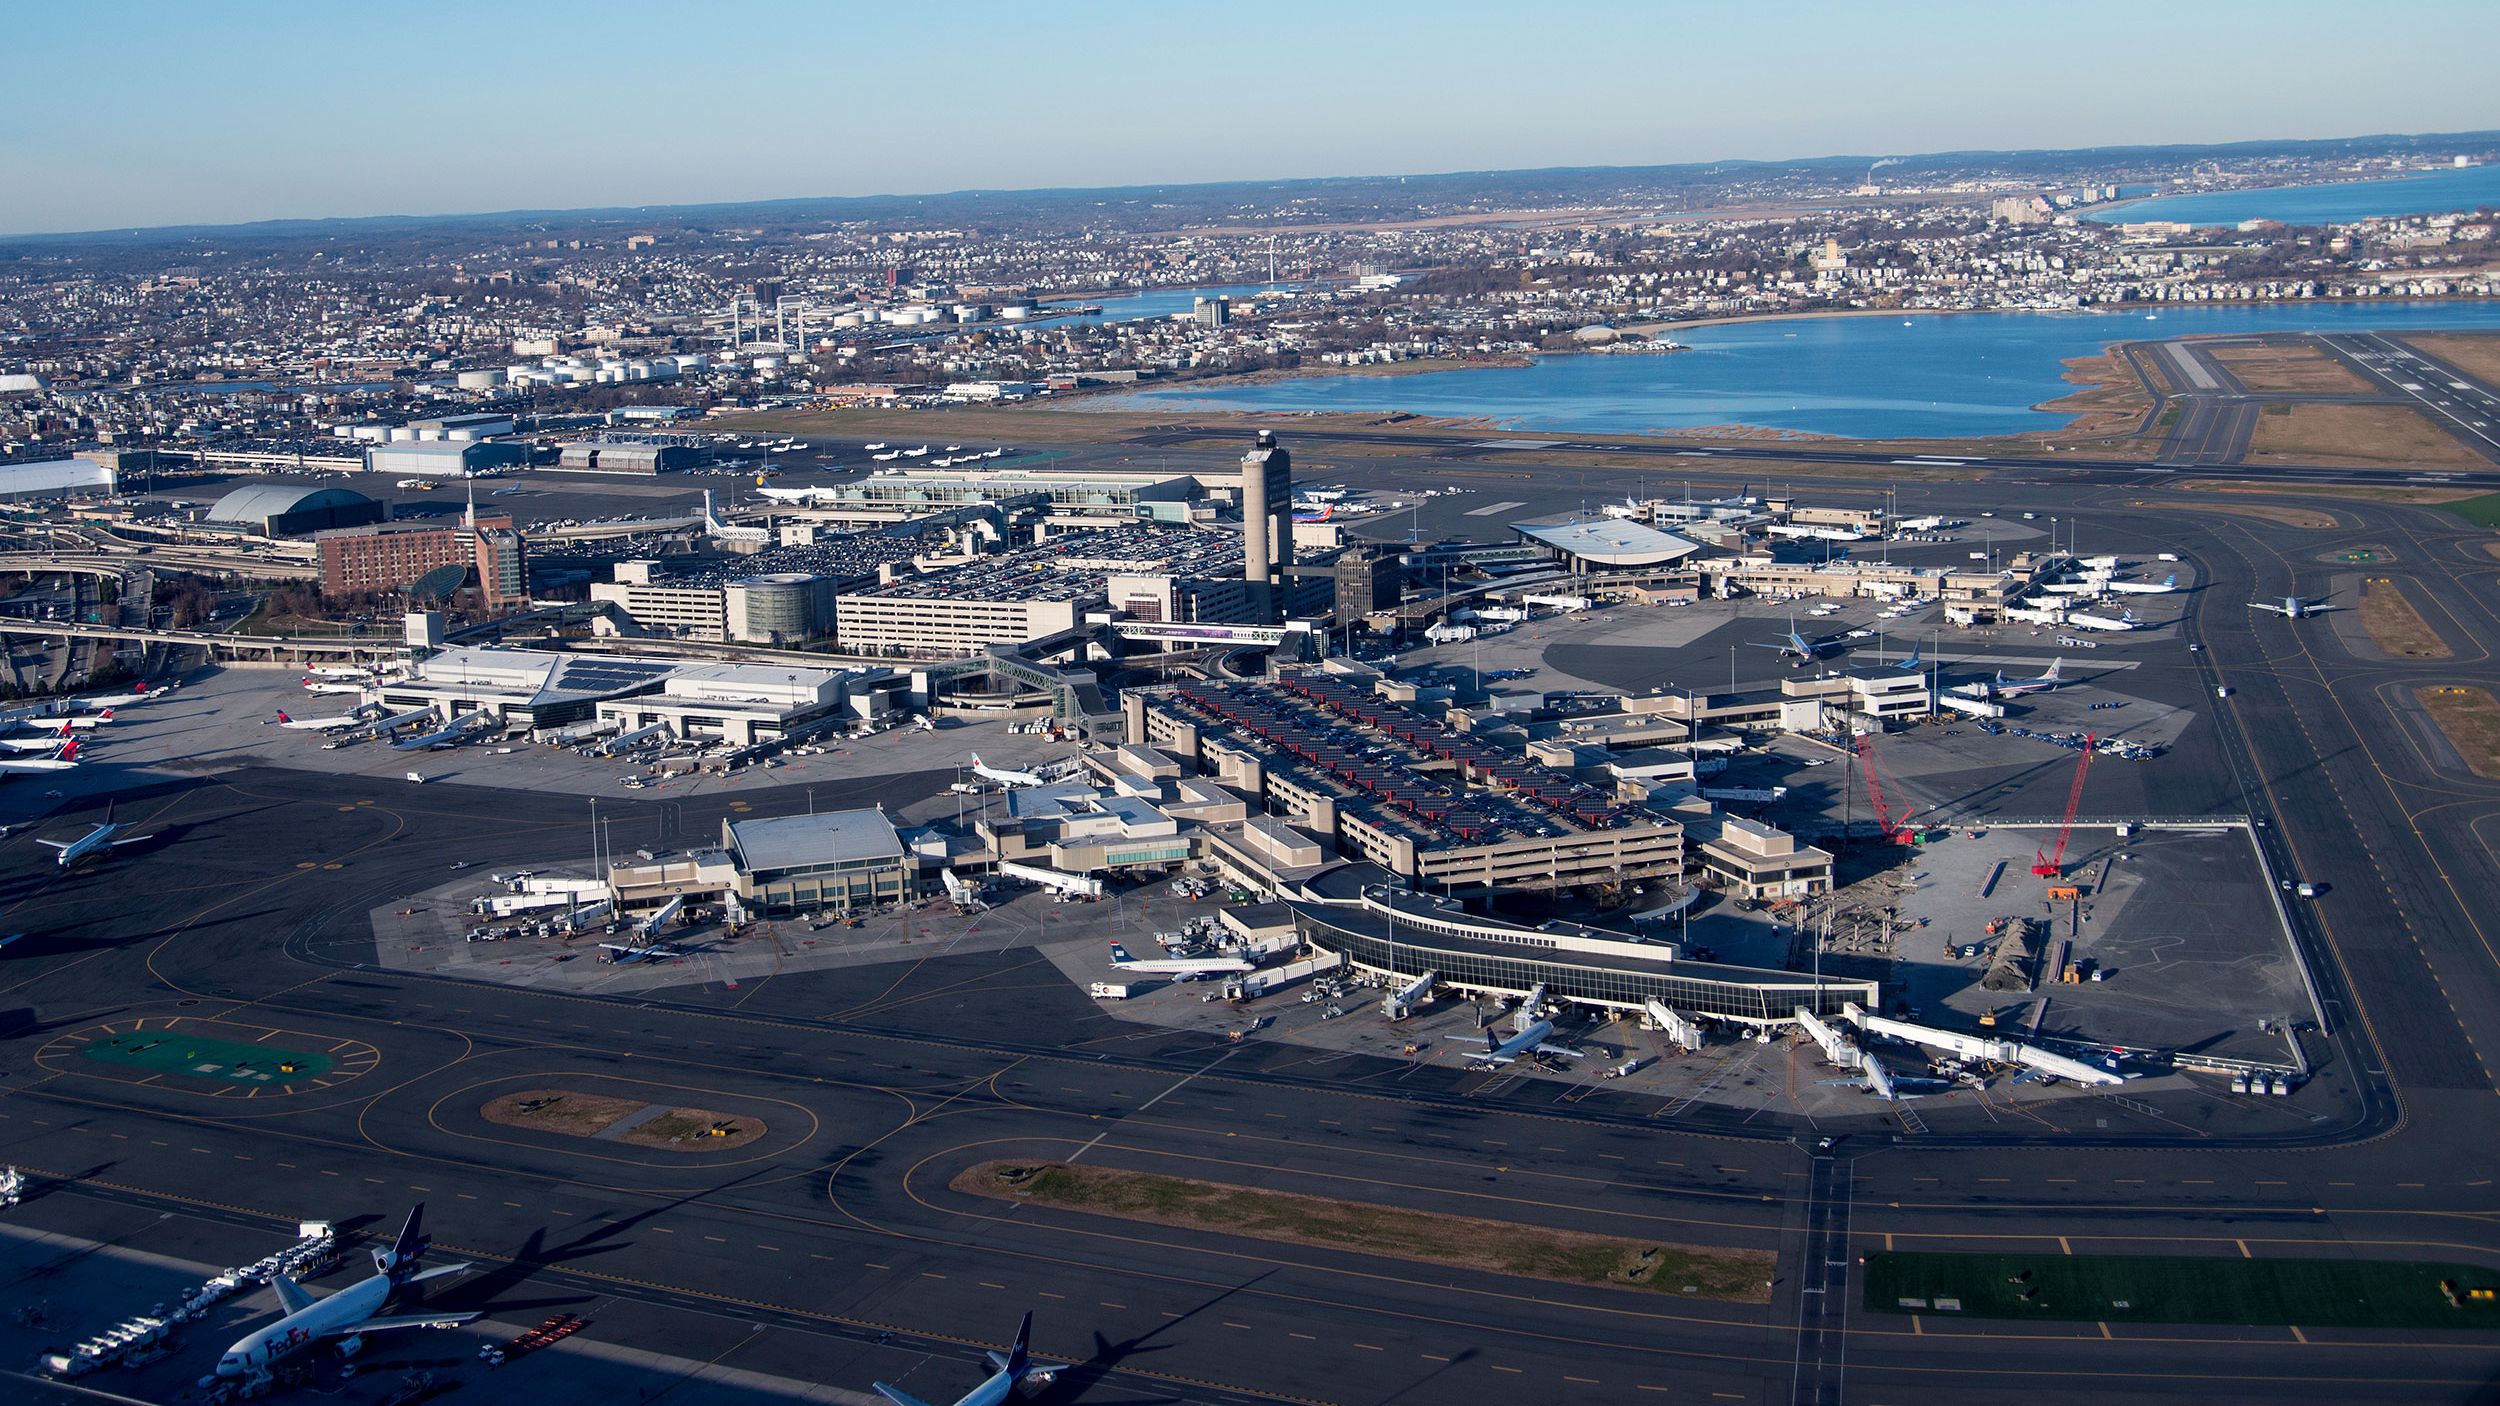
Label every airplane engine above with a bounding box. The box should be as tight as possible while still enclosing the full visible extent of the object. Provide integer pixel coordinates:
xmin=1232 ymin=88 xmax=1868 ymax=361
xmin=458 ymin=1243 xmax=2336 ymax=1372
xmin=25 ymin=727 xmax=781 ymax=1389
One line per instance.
xmin=335 ymin=1334 xmax=366 ymax=1359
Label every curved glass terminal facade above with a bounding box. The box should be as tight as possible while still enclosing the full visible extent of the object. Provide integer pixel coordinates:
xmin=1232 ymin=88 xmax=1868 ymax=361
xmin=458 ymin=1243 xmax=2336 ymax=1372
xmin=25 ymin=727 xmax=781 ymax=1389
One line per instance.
xmin=1291 ymin=900 xmax=1875 ymax=1023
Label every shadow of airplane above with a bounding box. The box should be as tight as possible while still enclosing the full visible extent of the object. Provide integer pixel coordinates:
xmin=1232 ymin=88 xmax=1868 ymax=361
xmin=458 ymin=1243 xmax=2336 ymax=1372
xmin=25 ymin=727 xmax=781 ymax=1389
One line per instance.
xmin=1032 ymin=1272 xmax=1275 ymax=1404
xmin=0 ymin=1005 xmax=129 ymax=1040
xmin=438 ymin=1168 xmax=784 ymax=1314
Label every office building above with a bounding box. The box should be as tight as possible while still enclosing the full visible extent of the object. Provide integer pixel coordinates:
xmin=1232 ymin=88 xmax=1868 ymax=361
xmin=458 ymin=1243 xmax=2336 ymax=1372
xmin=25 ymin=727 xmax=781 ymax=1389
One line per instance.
xmin=1331 ymin=548 xmax=1402 ymax=617
xmin=318 ymin=508 xmax=526 ymax=609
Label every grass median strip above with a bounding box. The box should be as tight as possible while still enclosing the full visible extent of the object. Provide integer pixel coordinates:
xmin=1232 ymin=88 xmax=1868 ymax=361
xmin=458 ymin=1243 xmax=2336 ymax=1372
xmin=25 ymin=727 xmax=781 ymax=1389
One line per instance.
xmin=2359 ymin=580 xmax=2451 ymax=659
xmin=483 ymin=1088 xmax=766 ymax=1150
xmin=1865 ymin=1251 xmax=2500 ymax=1330
xmin=2416 ymin=686 xmax=2500 ymax=780
xmin=955 ymin=1160 xmax=1771 ymax=1303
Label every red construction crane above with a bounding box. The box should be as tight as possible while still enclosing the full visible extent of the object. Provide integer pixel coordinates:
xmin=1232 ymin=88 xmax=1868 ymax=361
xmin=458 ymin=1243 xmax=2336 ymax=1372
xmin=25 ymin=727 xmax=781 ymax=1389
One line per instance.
xmin=1854 ymin=733 xmax=1917 ymax=845
xmin=2032 ymin=734 xmax=2099 ymax=878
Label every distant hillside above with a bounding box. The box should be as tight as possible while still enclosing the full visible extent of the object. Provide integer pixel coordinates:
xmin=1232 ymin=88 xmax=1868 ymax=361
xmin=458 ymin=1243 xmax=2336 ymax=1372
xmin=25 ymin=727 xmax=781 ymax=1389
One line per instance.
xmin=7 ymin=127 xmax=2496 ymax=253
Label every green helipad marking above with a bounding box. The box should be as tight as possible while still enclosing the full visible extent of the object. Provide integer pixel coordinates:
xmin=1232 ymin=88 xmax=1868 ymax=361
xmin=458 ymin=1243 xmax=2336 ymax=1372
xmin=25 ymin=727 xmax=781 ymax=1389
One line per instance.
xmin=1865 ymin=1251 xmax=2500 ymax=1330
xmin=82 ymin=1031 xmax=333 ymax=1085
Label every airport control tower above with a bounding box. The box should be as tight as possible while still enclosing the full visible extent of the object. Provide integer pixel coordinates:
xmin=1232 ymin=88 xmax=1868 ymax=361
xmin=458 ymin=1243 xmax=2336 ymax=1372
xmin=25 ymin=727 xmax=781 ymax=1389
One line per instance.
xmin=1240 ymin=430 xmax=1294 ymax=623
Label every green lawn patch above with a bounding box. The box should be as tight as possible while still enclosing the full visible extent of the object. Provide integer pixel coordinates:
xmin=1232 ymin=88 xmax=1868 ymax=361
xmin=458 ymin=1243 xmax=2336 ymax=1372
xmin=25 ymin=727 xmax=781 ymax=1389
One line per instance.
xmin=83 ymin=1030 xmax=331 ymax=1085
xmin=2439 ymin=492 xmax=2500 ymax=528
xmin=957 ymin=1160 xmax=1771 ymax=1303
xmin=1865 ymin=1251 xmax=2500 ymax=1329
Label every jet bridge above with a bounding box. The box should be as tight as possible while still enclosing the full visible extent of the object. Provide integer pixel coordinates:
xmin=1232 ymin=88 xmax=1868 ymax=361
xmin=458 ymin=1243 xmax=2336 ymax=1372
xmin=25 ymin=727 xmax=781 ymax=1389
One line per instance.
xmin=1793 ymin=1005 xmax=1864 ymax=1071
xmin=1642 ymin=999 xmax=1706 ymax=1052
xmin=1383 ymin=969 xmax=1436 ymax=1021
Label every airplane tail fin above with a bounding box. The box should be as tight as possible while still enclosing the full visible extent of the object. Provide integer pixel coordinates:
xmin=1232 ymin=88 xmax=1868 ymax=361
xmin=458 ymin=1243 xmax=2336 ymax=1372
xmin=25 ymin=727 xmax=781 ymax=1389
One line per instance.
xmin=2163 ymin=574 xmax=2176 ymax=588
xmin=59 ymin=739 xmax=77 ymax=763
xmin=379 ymin=1203 xmax=428 ymax=1275
xmin=2045 ymin=659 xmax=2062 ymax=681
xmin=1109 ymin=943 xmax=1133 ymax=964
xmin=276 ymin=710 xmax=292 ymax=725
xmin=1007 ymin=1310 xmax=1032 ymax=1379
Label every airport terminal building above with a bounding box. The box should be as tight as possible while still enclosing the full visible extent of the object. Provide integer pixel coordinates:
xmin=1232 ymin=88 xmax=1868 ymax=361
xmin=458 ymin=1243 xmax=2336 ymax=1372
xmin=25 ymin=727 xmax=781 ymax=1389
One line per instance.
xmin=1291 ymin=884 xmax=1876 ymax=1023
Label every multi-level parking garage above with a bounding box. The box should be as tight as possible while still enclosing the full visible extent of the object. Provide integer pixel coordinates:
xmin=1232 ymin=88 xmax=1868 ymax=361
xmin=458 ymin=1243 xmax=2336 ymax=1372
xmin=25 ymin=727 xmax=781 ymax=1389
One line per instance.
xmin=1134 ymin=673 xmax=1685 ymax=894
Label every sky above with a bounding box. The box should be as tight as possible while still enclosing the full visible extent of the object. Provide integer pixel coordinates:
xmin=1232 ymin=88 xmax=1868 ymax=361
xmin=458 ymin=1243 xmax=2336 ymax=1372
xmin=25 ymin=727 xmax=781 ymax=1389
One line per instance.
xmin=5 ymin=0 xmax=2496 ymax=236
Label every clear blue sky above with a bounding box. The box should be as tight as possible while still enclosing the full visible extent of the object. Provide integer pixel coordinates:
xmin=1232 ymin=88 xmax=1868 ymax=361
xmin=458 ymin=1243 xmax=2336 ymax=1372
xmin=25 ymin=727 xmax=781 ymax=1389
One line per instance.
xmin=6 ymin=0 xmax=2495 ymax=236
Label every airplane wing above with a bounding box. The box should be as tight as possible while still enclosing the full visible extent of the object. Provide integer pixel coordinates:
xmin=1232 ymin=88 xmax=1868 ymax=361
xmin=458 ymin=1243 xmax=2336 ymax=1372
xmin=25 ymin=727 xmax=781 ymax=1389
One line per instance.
xmin=871 ymin=1386 xmax=940 ymax=1406
xmin=271 ymin=1277 xmax=317 ymax=1315
xmin=110 ymin=834 xmax=154 ymax=847
xmin=31 ymin=838 xmax=68 ymax=850
xmin=1532 ymin=1043 xmax=1584 ymax=1058
xmin=333 ymin=1311 xmax=481 ymax=1335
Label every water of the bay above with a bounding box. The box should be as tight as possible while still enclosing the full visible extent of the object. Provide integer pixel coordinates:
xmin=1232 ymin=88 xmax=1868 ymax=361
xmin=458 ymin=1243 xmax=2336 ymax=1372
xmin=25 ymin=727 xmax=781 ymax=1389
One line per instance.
xmin=1088 ymin=300 xmax=2500 ymax=439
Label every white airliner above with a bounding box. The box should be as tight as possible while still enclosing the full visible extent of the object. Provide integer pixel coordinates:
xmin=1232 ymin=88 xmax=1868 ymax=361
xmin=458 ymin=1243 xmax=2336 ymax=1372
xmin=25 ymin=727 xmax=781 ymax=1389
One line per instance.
xmin=76 ymin=680 xmax=173 ymax=709
xmin=1108 ymin=942 xmax=1254 ymax=977
xmin=968 ymin=753 xmax=1043 ymax=788
xmin=45 ymin=710 xmax=114 ymax=730
xmin=0 ymin=722 xmax=74 ymax=751
xmin=2104 ymin=574 xmax=2179 ymax=596
xmin=394 ymin=714 xmax=490 ymax=751
xmin=301 ymin=678 xmax=365 ymax=696
xmin=274 ymin=709 xmax=368 ymax=732
xmin=304 ymin=666 xmax=371 ymax=682
xmin=214 ymin=1205 xmax=476 ymax=1386
xmin=755 ymin=485 xmax=845 ymax=505
xmin=2064 ymin=609 xmax=2140 ymax=632
xmin=873 ymin=1311 xmax=1060 ymax=1406
xmin=35 ymin=801 xmax=149 ymax=867
xmin=2251 ymin=594 xmax=2334 ymax=619
xmin=1747 ymin=616 xmax=1837 ymax=664
xmin=1445 ymin=1016 xmax=1582 ymax=1068
xmin=1991 ymin=658 xmax=2064 ymax=697
xmin=0 ymin=739 xmax=79 ymax=773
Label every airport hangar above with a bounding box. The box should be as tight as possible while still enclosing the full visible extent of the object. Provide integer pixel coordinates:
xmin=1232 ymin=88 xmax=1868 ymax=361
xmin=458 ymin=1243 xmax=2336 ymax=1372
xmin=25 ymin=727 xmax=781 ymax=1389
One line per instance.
xmin=365 ymin=645 xmax=912 ymax=745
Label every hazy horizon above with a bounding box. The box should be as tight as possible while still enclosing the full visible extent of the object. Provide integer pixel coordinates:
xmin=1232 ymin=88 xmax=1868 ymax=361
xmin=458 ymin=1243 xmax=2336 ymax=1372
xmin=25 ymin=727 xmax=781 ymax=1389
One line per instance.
xmin=7 ymin=0 xmax=2497 ymax=237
